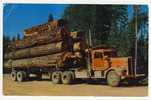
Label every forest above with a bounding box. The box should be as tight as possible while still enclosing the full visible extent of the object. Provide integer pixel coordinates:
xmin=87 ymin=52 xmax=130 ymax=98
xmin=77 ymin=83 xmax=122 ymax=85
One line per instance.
xmin=3 ymin=5 xmax=148 ymax=75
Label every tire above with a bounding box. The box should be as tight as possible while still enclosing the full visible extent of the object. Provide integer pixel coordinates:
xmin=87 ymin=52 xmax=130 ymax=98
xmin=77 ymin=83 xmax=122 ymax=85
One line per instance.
xmin=17 ymin=71 xmax=25 ymax=82
xmin=11 ymin=71 xmax=17 ymax=81
xmin=107 ymin=70 xmax=121 ymax=87
xmin=62 ymin=71 xmax=73 ymax=84
xmin=52 ymin=71 xmax=62 ymax=84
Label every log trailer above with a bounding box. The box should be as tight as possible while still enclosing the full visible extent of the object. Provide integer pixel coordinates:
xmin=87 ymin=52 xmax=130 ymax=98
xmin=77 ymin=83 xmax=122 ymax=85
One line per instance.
xmin=7 ymin=20 xmax=145 ymax=87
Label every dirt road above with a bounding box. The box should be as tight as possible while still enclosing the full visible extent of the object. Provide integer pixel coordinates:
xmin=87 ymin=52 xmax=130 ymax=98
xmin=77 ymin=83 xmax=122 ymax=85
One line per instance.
xmin=3 ymin=74 xmax=148 ymax=96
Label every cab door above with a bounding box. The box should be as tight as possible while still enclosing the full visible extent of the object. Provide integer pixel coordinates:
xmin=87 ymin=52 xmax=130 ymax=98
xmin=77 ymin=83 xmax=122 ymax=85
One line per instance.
xmin=92 ymin=50 xmax=105 ymax=71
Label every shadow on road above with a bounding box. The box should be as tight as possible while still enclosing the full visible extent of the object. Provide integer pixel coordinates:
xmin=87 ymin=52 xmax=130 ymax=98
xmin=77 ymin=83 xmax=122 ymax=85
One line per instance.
xmin=4 ymin=73 xmax=148 ymax=87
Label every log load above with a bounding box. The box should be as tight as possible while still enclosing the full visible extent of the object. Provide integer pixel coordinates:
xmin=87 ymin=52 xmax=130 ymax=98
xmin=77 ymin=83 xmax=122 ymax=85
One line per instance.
xmin=24 ymin=19 xmax=67 ymax=38
xmin=5 ymin=41 xmax=84 ymax=60
xmin=24 ymin=20 xmax=58 ymax=37
xmin=9 ymin=19 xmax=86 ymax=50
xmin=11 ymin=53 xmax=63 ymax=68
xmin=4 ymin=17 xmax=88 ymax=69
xmin=6 ymin=42 xmax=63 ymax=59
xmin=10 ymin=52 xmax=83 ymax=68
xmin=9 ymin=20 xmax=68 ymax=50
xmin=8 ymin=30 xmax=86 ymax=51
xmin=4 ymin=51 xmax=83 ymax=68
xmin=9 ymin=30 xmax=62 ymax=50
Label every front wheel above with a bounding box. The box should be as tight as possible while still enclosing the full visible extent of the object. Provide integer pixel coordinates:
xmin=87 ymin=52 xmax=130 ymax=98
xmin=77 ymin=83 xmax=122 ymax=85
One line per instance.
xmin=107 ymin=70 xmax=121 ymax=87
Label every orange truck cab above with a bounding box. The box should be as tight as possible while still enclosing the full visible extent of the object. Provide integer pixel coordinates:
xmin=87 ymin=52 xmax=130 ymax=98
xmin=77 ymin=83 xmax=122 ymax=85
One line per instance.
xmin=82 ymin=46 xmax=145 ymax=86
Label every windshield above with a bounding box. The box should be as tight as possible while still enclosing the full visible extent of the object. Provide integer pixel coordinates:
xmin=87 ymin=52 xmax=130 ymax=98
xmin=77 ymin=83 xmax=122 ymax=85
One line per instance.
xmin=104 ymin=51 xmax=117 ymax=57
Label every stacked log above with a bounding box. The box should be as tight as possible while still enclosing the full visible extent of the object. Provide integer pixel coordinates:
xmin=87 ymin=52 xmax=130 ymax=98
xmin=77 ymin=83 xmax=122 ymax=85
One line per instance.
xmin=10 ymin=51 xmax=84 ymax=68
xmin=11 ymin=53 xmax=63 ymax=68
xmin=5 ymin=30 xmax=86 ymax=59
xmin=9 ymin=20 xmax=71 ymax=50
xmin=5 ymin=19 xmax=87 ymax=68
xmin=10 ymin=30 xmax=85 ymax=50
xmin=5 ymin=41 xmax=84 ymax=59
xmin=24 ymin=20 xmax=58 ymax=37
xmin=9 ymin=30 xmax=62 ymax=50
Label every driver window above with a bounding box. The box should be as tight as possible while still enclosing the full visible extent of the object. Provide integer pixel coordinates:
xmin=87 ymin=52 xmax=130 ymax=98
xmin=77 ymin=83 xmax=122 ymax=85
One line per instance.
xmin=94 ymin=52 xmax=103 ymax=58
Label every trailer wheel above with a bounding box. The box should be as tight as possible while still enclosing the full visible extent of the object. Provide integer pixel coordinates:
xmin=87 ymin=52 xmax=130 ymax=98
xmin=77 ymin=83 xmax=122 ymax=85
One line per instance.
xmin=62 ymin=71 xmax=73 ymax=84
xmin=17 ymin=71 xmax=25 ymax=82
xmin=11 ymin=71 xmax=17 ymax=81
xmin=52 ymin=71 xmax=62 ymax=84
xmin=107 ymin=70 xmax=120 ymax=87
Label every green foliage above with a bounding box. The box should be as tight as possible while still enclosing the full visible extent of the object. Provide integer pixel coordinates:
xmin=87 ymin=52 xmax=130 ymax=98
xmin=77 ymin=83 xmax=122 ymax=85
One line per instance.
xmin=63 ymin=5 xmax=128 ymax=45
xmin=63 ymin=5 xmax=148 ymax=75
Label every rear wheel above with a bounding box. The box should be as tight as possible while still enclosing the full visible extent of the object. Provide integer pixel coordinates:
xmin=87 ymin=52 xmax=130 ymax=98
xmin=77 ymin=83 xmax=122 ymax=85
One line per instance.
xmin=17 ymin=71 xmax=25 ymax=82
xmin=11 ymin=71 xmax=17 ymax=81
xmin=107 ymin=70 xmax=120 ymax=87
xmin=62 ymin=71 xmax=74 ymax=84
xmin=52 ymin=71 xmax=62 ymax=84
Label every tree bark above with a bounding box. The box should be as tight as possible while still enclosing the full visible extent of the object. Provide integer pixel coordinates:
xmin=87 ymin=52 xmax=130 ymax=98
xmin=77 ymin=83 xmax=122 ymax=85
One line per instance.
xmin=12 ymin=53 xmax=63 ymax=68
xmin=5 ymin=41 xmax=84 ymax=60
xmin=9 ymin=33 xmax=62 ymax=50
xmin=9 ymin=31 xmax=85 ymax=50
xmin=6 ymin=42 xmax=63 ymax=59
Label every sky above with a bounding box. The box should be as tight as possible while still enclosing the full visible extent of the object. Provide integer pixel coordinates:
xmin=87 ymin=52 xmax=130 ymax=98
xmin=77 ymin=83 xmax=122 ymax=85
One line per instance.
xmin=127 ymin=5 xmax=148 ymax=20
xmin=3 ymin=4 xmax=148 ymax=39
xmin=3 ymin=4 xmax=68 ymax=38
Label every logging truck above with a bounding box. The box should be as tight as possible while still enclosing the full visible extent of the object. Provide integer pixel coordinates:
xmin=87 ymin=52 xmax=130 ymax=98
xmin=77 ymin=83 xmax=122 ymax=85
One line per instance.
xmin=9 ymin=45 xmax=145 ymax=87
xmin=6 ymin=19 xmax=145 ymax=87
